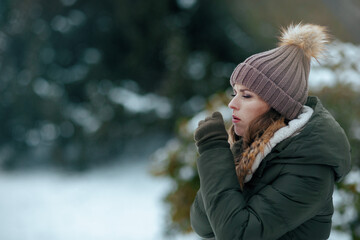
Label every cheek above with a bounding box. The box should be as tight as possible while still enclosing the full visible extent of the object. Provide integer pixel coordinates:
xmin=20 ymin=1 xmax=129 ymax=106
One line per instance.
xmin=243 ymin=103 xmax=269 ymax=124
xmin=254 ymin=104 xmax=269 ymax=118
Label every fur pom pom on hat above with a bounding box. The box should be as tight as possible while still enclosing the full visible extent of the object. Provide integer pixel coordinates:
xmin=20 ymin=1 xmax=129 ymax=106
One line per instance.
xmin=279 ymin=23 xmax=329 ymax=60
xmin=230 ymin=23 xmax=329 ymax=120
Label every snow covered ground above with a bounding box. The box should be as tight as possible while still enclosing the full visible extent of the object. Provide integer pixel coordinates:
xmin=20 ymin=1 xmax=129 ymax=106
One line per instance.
xmin=0 ymin=158 xmax=353 ymax=240
xmin=0 ymin=159 xmax=198 ymax=240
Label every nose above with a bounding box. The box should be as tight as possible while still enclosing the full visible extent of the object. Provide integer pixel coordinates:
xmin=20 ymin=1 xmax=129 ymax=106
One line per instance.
xmin=228 ymin=96 xmax=239 ymax=110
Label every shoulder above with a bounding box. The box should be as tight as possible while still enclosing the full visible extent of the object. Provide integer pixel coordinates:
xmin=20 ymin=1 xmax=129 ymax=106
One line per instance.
xmin=272 ymin=96 xmax=351 ymax=181
xmin=300 ymin=96 xmax=350 ymax=155
xmin=305 ymin=96 xmax=346 ymax=137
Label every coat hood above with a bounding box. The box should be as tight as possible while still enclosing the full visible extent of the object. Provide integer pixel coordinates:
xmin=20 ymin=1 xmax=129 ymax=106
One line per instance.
xmin=269 ymin=96 xmax=352 ymax=182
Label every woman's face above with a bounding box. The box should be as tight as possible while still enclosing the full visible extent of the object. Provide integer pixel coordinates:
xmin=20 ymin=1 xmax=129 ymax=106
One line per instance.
xmin=228 ymin=83 xmax=270 ymax=137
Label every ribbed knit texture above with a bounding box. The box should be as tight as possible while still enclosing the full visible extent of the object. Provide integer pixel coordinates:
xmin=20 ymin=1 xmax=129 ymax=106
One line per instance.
xmin=230 ymin=45 xmax=310 ymax=120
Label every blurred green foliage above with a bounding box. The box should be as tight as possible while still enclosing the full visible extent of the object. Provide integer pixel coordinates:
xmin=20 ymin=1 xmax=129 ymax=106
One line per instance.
xmin=0 ymin=0 xmax=253 ymax=170
xmin=1 ymin=0 xmax=358 ymax=171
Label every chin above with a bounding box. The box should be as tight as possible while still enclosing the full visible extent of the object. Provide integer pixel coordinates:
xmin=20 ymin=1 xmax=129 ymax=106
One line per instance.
xmin=234 ymin=127 xmax=244 ymax=137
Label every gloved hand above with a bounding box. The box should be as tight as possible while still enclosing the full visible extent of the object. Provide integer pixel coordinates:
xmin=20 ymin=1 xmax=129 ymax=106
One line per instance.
xmin=194 ymin=112 xmax=229 ymax=153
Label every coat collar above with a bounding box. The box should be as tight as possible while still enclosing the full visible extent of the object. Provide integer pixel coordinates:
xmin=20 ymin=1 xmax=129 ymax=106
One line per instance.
xmin=242 ymin=105 xmax=314 ymax=183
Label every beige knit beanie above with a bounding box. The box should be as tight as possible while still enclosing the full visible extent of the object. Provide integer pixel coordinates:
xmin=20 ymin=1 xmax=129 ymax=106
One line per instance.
xmin=230 ymin=23 xmax=329 ymax=120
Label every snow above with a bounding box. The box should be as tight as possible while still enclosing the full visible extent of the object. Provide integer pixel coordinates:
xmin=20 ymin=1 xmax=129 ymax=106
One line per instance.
xmin=0 ymin=158 xmax=354 ymax=239
xmin=0 ymin=160 xmax=197 ymax=240
xmin=0 ymin=159 xmax=354 ymax=240
xmin=108 ymin=87 xmax=172 ymax=119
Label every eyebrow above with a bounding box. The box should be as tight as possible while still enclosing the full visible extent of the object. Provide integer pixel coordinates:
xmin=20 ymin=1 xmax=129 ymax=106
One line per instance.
xmin=237 ymin=88 xmax=251 ymax=93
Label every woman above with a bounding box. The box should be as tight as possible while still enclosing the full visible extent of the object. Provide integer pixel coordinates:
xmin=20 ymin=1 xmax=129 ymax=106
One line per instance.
xmin=190 ymin=23 xmax=351 ymax=240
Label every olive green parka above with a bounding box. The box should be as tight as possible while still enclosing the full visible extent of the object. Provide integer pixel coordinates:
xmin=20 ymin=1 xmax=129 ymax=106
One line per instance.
xmin=190 ymin=96 xmax=351 ymax=240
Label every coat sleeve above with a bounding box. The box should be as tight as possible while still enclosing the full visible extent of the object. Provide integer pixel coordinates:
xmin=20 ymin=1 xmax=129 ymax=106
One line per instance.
xmin=195 ymin=140 xmax=333 ymax=240
xmin=190 ymin=189 xmax=215 ymax=239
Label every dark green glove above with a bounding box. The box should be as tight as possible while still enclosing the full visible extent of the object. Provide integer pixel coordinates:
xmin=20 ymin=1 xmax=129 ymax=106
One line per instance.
xmin=194 ymin=112 xmax=229 ymax=154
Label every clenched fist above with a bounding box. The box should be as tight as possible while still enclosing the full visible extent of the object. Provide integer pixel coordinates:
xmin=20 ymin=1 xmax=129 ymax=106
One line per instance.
xmin=194 ymin=112 xmax=229 ymax=154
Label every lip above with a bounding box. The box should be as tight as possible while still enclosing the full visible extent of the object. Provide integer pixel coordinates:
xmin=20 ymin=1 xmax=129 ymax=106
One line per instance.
xmin=232 ymin=115 xmax=241 ymax=123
